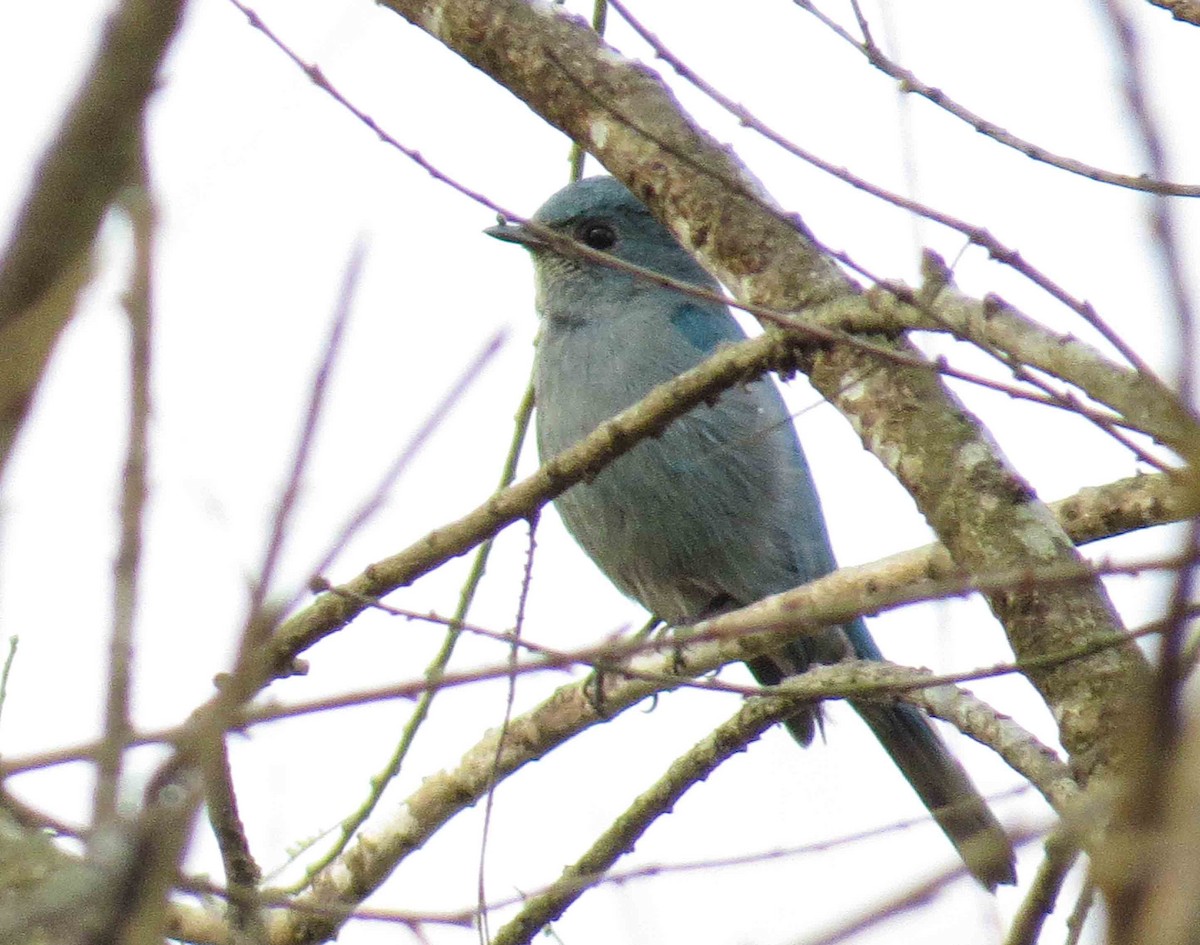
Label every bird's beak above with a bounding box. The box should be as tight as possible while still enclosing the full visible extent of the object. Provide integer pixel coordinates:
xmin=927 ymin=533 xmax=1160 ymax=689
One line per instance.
xmin=484 ymin=220 xmax=544 ymax=248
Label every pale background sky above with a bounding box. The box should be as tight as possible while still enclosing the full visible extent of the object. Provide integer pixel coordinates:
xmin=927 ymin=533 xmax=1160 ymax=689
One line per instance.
xmin=0 ymin=1 xmax=1196 ymax=944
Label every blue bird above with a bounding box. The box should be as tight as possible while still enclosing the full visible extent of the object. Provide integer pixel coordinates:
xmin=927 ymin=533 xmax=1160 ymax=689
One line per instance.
xmin=487 ymin=176 xmax=1015 ymax=889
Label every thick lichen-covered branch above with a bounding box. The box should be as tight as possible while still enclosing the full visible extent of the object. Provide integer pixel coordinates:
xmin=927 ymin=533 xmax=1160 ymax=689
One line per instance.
xmin=860 ymin=284 xmax=1199 ymax=459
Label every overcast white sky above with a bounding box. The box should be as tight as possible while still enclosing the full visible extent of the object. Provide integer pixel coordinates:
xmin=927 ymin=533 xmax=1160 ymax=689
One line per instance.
xmin=1 ymin=1 xmax=1197 ymax=944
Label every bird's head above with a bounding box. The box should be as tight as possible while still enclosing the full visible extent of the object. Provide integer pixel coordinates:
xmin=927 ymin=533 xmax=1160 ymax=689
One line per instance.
xmin=486 ymin=177 xmax=719 ymax=310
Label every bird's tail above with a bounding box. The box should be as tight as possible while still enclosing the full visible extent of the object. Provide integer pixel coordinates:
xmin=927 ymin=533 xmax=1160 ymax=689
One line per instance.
xmin=852 ymin=698 xmax=1016 ymax=890
xmin=747 ymin=618 xmax=1015 ymax=889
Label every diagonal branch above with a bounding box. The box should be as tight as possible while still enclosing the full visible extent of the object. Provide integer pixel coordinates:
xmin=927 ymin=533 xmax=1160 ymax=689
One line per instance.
xmin=487 ymin=694 xmax=847 ymax=945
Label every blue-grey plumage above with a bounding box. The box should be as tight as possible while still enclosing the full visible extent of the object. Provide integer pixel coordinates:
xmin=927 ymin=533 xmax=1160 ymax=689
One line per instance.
xmin=487 ymin=176 xmax=1015 ymax=889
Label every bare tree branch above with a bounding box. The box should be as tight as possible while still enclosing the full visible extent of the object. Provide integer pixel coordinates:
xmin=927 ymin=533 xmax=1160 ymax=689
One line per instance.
xmin=0 ymin=0 xmax=186 ymax=478
xmin=1145 ymin=0 xmax=1200 ymax=25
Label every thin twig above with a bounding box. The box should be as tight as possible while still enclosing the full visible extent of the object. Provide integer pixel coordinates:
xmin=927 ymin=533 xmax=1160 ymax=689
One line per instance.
xmin=478 ymin=512 xmax=539 ymax=945
xmin=0 ymin=636 xmax=18 ymax=732
xmin=95 ymin=135 xmax=154 ymax=826
xmin=567 ymin=0 xmax=608 ymax=180
xmin=1001 ymin=830 xmax=1081 ymax=945
xmin=1063 ymin=876 xmax=1096 ymax=945
xmin=790 ymin=0 xmax=1200 ymax=197
xmin=1097 ymin=15 xmax=1199 ymax=927
xmin=247 ymin=243 xmax=364 ymax=650
xmin=281 ymin=381 xmax=532 ymax=895
xmin=204 ymin=741 xmax=265 ymax=941
xmin=788 ymin=835 xmax=1048 ymax=945
xmin=295 ymin=329 xmax=506 ymax=604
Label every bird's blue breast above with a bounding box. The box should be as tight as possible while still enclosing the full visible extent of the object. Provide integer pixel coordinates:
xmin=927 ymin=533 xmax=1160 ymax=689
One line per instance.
xmin=534 ymin=292 xmax=839 ymax=627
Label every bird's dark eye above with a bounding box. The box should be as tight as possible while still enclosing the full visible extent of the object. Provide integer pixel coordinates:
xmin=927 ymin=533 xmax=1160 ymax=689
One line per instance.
xmin=577 ymin=222 xmax=616 ymax=250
